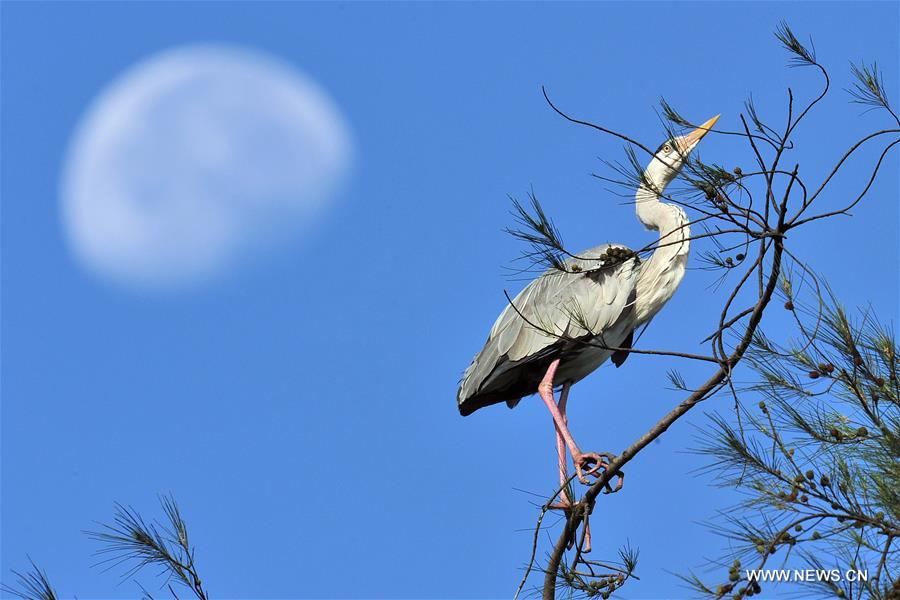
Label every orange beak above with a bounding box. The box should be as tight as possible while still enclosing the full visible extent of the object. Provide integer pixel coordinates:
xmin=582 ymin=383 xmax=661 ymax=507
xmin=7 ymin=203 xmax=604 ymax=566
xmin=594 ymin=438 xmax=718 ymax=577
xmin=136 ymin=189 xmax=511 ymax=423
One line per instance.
xmin=679 ymin=114 xmax=720 ymax=152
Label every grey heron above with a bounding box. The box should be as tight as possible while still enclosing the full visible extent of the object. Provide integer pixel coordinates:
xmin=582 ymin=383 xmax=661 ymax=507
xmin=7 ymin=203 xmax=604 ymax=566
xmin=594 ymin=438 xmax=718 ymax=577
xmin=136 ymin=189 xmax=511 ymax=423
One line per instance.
xmin=457 ymin=115 xmax=719 ymax=496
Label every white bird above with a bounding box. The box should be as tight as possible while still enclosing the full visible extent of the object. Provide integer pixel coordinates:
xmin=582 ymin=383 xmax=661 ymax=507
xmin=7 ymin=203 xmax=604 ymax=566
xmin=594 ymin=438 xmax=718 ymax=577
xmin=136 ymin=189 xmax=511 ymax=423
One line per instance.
xmin=457 ymin=115 xmax=719 ymax=496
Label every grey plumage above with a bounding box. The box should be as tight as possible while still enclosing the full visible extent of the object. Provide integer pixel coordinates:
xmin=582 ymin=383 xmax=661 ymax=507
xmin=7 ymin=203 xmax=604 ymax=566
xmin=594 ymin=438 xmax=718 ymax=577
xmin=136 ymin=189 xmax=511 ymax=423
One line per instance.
xmin=457 ymin=244 xmax=639 ymax=416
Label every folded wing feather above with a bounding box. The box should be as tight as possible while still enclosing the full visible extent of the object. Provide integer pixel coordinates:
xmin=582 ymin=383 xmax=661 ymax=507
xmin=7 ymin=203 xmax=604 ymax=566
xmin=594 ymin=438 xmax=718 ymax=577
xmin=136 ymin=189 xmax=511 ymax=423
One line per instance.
xmin=457 ymin=244 xmax=639 ymax=414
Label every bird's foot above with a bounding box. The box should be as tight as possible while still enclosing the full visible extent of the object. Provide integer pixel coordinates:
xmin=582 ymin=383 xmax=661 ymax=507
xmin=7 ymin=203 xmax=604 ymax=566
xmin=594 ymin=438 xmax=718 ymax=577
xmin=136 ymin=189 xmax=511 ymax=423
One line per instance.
xmin=574 ymin=451 xmax=625 ymax=493
xmin=573 ymin=451 xmax=608 ymax=484
xmin=548 ymin=499 xmax=593 ymax=553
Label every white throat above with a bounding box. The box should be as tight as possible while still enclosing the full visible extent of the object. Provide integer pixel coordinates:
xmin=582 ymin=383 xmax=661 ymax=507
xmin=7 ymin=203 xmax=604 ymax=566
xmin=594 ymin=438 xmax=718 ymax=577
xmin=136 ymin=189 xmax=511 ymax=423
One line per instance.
xmin=632 ymin=164 xmax=691 ymax=325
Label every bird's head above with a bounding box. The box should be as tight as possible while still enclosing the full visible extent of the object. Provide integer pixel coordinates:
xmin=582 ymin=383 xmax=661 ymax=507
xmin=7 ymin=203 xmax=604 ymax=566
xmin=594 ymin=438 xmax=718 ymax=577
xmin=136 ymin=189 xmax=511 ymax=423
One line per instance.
xmin=645 ymin=114 xmax=720 ymax=186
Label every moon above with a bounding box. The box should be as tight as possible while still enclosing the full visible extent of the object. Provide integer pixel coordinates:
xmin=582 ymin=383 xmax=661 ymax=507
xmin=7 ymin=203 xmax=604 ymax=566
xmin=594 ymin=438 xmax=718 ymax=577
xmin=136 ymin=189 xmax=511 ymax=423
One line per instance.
xmin=61 ymin=44 xmax=352 ymax=289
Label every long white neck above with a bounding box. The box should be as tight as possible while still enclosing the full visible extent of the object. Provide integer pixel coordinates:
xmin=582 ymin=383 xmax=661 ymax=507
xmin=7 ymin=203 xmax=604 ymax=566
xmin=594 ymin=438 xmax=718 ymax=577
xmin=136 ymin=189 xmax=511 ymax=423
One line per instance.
xmin=633 ymin=170 xmax=691 ymax=325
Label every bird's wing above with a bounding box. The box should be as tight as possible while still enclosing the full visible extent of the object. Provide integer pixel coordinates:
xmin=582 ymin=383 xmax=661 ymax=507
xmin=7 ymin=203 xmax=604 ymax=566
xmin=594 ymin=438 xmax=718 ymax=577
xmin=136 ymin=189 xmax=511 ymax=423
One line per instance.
xmin=457 ymin=244 xmax=639 ymax=414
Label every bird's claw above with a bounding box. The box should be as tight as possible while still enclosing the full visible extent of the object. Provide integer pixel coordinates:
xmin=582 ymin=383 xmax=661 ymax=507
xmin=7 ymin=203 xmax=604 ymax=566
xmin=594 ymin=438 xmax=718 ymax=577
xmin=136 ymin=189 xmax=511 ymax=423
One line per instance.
xmin=603 ymin=469 xmax=625 ymax=494
xmin=574 ymin=451 xmax=625 ymax=493
xmin=574 ymin=452 xmax=608 ymax=484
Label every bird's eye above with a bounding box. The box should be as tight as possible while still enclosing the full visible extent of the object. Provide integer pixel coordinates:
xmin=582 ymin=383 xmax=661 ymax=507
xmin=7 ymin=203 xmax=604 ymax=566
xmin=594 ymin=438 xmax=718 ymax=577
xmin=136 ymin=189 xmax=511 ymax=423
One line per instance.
xmin=663 ymin=144 xmax=672 ymax=153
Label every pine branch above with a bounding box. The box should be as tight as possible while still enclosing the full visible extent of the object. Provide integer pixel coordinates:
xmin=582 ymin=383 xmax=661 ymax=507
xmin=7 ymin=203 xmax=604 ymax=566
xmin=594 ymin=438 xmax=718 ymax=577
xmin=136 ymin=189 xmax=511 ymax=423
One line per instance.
xmin=505 ymin=191 xmax=568 ymax=272
xmin=774 ymin=22 xmax=817 ymax=68
xmin=87 ymin=495 xmax=208 ymax=600
xmin=847 ymin=61 xmax=899 ymax=126
xmin=0 ymin=560 xmax=58 ymax=600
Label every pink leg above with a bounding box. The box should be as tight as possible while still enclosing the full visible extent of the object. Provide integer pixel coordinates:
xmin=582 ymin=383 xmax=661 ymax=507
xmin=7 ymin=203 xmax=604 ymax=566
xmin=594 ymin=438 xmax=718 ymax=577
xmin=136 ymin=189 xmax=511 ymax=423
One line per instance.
xmin=537 ymin=360 xmax=607 ymax=484
xmin=548 ymin=382 xmax=571 ymax=510
xmin=556 ymin=383 xmax=571 ymax=500
xmin=582 ymin=511 xmax=593 ymax=553
xmin=545 ymin=373 xmax=594 ymax=553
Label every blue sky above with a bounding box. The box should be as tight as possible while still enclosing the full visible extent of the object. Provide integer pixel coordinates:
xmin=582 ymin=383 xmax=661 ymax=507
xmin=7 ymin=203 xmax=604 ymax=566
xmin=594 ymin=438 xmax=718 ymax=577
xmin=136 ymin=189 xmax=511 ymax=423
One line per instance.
xmin=2 ymin=2 xmax=898 ymax=599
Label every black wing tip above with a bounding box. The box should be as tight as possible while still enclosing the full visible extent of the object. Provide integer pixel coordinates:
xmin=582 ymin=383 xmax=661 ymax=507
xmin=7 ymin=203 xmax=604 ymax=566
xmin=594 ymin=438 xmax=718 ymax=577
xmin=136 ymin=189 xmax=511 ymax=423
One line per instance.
xmin=457 ymin=391 xmax=486 ymax=416
xmin=458 ymin=391 xmax=509 ymax=416
xmin=610 ymin=329 xmax=635 ymax=368
xmin=458 ymin=402 xmax=476 ymax=416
